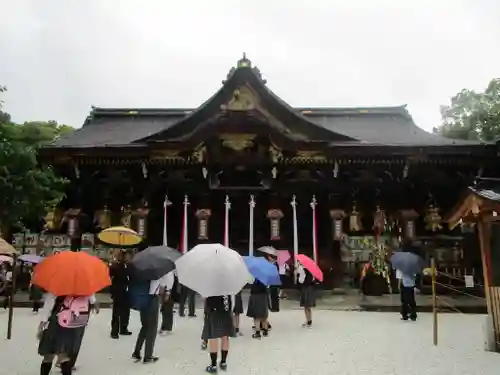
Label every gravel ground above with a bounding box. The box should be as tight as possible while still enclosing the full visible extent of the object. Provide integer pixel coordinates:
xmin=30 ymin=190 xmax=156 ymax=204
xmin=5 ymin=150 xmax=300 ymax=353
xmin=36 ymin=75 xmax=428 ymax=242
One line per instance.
xmin=1 ymin=308 xmax=499 ymax=375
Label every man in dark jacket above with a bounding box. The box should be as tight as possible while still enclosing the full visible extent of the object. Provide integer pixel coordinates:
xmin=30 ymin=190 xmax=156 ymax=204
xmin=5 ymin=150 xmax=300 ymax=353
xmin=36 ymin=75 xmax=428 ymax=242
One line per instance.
xmin=110 ymin=251 xmax=132 ymax=338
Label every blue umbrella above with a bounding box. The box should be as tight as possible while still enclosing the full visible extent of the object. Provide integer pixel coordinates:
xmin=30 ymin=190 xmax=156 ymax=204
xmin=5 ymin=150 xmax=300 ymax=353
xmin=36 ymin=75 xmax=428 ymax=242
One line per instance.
xmin=243 ymin=256 xmax=281 ymax=286
xmin=391 ymin=252 xmax=425 ymax=276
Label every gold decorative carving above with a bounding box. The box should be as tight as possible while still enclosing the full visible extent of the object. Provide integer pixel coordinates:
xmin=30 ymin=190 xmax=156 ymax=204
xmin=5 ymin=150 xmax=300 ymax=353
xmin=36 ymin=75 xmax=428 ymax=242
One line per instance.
xmin=287 ymin=150 xmax=327 ymax=163
xmin=191 ymin=144 xmax=207 ymax=163
xmin=220 ymin=85 xmax=259 ymax=111
xmin=219 ymin=133 xmax=256 ymax=151
xmin=94 ymin=205 xmax=112 ymax=230
xmin=151 ymin=149 xmax=184 ymax=161
xmin=44 ymin=206 xmax=64 ymax=230
xmin=121 ymin=205 xmax=133 ymax=228
xmin=268 ymin=145 xmax=283 ymax=163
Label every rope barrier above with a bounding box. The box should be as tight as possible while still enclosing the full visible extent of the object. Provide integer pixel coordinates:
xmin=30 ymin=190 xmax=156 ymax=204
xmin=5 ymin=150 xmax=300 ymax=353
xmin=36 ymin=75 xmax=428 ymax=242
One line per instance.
xmin=435 ymin=295 xmax=464 ymax=314
xmin=434 ymin=281 xmax=486 ymax=301
xmin=436 ymin=270 xmax=485 ymax=288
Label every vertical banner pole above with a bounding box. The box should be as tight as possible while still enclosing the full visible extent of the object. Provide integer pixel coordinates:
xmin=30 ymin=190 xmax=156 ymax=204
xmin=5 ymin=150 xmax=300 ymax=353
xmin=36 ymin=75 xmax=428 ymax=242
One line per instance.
xmin=249 ymin=195 xmax=255 ymax=256
xmin=431 ymin=257 xmax=438 ymax=346
xmin=181 ymin=195 xmax=189 ymax=253
xmin=291 ymin=195 xmax=298 ymax=283
xmin=163 ymin=195 xmax=172 ymax=246
xmin=224 ymin=195 xmax=231 ymax=247
xmin=310 ymin=195 xmax=318 ymax=264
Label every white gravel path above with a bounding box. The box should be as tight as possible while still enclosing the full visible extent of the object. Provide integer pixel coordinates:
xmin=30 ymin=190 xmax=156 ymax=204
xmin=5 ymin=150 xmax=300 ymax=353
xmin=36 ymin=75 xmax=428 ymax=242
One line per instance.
xmin=1 ymin=309 xmax=499 ymax=375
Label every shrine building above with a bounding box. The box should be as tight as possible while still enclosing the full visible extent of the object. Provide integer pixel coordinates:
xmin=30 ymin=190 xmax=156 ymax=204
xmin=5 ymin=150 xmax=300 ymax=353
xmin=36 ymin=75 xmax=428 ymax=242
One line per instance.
xmin=28 ymin=55 xmax=499 ymax=289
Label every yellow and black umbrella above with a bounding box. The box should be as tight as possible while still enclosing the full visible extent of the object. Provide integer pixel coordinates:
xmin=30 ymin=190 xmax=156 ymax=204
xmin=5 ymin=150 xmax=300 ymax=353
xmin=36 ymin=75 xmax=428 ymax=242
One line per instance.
xmin=97 ymin=226 xmax=142 ymax=246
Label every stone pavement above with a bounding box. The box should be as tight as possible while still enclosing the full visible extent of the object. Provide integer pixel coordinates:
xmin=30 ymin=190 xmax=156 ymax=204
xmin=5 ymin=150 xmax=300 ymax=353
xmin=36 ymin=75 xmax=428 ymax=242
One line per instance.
xmin=9 ymin=289 xmax=487 ymax=313
xmin=1 ymin=308 xmax=499 ymax=375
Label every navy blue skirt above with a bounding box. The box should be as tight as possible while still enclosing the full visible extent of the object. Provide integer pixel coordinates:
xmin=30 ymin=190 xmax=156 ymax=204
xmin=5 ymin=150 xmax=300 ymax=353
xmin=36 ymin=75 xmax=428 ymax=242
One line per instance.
xmin=202 ymin=310 xmax=234 ymax=340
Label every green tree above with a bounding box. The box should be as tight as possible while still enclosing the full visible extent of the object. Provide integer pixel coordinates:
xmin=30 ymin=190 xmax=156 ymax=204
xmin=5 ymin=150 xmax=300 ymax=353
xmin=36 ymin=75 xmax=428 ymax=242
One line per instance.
xmin=433 ymin=78 xmax=500 ymax=141
xmin=0 ymin=87 xmax=67 ymax=232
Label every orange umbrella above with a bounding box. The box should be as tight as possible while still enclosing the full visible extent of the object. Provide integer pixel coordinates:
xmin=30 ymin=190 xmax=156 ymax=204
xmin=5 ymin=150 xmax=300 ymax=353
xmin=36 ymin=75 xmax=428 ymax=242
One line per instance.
xmin=33 ymin=251 xmax=111 ymax=296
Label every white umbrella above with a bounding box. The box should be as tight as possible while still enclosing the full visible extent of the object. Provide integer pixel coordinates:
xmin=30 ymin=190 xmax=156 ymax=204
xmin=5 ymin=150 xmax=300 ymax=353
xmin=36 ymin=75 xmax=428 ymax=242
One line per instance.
xmin=257 ymin=246 xmax=277 ymax=257
xmin=175 ymin=243 xmax=251 ymax=297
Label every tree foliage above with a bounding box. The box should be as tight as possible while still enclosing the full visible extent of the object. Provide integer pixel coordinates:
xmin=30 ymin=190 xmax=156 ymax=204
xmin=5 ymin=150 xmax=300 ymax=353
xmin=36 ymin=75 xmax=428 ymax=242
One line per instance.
xmin=0 ymin=87 xmax=71 ymax=231
xmin=433 ymin=78 xmax=500 ymax=142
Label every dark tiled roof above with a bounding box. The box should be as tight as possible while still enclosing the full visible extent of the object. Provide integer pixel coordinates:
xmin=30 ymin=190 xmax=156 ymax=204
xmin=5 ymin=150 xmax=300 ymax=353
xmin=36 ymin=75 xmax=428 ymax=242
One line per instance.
xmin=301 ymin=107 xmax=481 ymax=146
xmin=51 ymin=110 xmax=185 ymax=147
xmin=469 ymin=178 xmax=500 ymax=202
xmin=51 ymin=104 xmax=486 ymax=148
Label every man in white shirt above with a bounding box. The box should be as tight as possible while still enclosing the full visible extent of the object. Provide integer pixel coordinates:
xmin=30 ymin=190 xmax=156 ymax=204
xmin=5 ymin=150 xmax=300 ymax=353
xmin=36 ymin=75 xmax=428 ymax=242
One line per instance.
xmin=132 ymin=274 xmax=169 ymax=364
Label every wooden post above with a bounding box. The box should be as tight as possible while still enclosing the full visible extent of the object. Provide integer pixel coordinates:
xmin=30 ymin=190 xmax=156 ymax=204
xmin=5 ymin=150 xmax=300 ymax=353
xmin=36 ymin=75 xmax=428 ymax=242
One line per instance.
xmin=431 ymin=257 xmax=438 ymax=346
xmin=7 ymin=253 xmax=17 ymax=340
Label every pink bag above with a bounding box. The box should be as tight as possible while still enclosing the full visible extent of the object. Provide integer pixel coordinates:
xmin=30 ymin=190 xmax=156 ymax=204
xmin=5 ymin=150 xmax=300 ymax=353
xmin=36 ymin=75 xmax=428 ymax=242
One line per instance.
xmin=57 ymin=296 xmax=90 ymax=328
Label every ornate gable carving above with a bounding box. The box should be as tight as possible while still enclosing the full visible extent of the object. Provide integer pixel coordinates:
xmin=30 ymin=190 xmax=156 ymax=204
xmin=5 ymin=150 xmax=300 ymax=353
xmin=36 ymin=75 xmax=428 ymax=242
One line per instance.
xmin=221 ymin=85 xmax=259 ymax=112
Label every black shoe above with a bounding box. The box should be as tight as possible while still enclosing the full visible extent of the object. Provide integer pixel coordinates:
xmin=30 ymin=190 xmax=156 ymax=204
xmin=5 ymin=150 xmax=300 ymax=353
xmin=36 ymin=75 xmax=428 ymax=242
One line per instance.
xmin=143 ymin=356 xmax=159 ymax=364
xmin=131 ymin=352 xmax=141 ymax=361
xmin=205 ymin=365 xmax=218 ymax=373
xmin=410 ymin=316 xmax=417 ymax=321
xmin=110 ymin=334 xmax=119 ymax=339
xmin=120 ymin=330 xmax=132 ymax=335
xmin=252 ymin=332 xmax=261 ymax=339
xmin=262 ymin=329 xmax=269 ymax=337
xmin=401 ymin=316 xmax=409 ymax=321
xmin=220 ymin=362 xmax=227 ymax=371
xmin=188 ymin=314 xmax=197 ymax=317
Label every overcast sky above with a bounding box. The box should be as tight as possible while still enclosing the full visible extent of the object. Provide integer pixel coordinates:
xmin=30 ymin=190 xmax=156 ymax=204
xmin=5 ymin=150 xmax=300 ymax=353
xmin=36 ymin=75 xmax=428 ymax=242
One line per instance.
xmin=1 ymin=0 xmax=500 ymax=132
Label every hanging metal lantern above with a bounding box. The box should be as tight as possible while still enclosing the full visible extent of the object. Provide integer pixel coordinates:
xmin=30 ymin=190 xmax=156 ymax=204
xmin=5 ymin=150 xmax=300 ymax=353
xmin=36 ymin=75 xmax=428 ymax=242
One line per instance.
xmin=267 ymin=209 xmax=284 ymax=240
xmin=195 ymin=209 xmax=212 ymax=240
xmin=329 ymin=209 xmax=345 ymax=240
xmin=424 ymin=204 xmax=442 ymax=232
xmin=349 ymin=203 xmax=362 ymax=232
xmin=133 ymin=203 xmax=150 ymax=237
xmin=399 ymin=209 xmax=419 ymax=239
xmin=63 ymin=208 xmax=82 ymax=237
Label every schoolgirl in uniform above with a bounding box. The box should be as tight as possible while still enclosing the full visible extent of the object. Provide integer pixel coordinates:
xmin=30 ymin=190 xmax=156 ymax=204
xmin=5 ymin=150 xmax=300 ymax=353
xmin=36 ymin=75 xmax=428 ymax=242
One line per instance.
xmin=298 ymin=264 xmax=316 ymax=328
xmin=246 ymin=279 xmax=269 ymax=338
xmin=201 ymin=295 xmax=233 ymax=373
xmin=37 ymin=293 xmax=97 ymax=375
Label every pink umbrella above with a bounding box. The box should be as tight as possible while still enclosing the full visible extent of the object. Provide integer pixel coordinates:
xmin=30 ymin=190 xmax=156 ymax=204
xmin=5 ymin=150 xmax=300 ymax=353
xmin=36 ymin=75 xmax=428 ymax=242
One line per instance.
xmin=277 ymin=250 xmax=291 ymax=266
xmin=296 ymin=254 xmax=323 ymax=282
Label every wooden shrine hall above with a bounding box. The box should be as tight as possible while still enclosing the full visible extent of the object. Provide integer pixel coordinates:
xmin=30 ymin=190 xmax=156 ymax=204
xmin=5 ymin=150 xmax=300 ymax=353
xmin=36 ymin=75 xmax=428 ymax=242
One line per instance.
xmin=33 ymin=54 xmax=498 ymax=288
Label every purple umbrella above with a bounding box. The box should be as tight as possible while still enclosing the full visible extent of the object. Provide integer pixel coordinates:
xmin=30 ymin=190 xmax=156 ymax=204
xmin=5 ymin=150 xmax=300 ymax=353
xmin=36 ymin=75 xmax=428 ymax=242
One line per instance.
xmin=19 ymin=254 xmax=44 ymax=264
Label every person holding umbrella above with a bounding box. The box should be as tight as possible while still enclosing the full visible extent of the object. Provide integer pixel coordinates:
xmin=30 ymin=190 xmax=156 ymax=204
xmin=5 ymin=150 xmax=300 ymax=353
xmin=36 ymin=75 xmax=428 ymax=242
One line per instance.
xmin=295 ymin=254 xmax=324 ymax=328
xmin=202 ymin=294 xmax=233 ymax=373
xmin=391 ymin=241 xmax=425 ymax=321
xmin=128 ymin=245 xmax=180 ymax=363
xmin=109 ymin=251 xmax=132 ymax=339
xmin=243 ymin=255 xmax=282 ymax=339
xmin=33 ymin=251 xmax=111 ymax=375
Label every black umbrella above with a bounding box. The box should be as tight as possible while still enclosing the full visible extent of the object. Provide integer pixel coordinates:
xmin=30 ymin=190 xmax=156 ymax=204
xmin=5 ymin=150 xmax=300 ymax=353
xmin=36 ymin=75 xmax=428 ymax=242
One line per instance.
xmin=129 ymin=246 xmax=181 ymax=281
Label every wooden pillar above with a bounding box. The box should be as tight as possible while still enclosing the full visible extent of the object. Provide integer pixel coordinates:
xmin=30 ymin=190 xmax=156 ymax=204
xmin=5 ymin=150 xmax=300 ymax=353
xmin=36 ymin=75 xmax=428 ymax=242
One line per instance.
xmin=478 ymin=216 xmax=500 ymax=351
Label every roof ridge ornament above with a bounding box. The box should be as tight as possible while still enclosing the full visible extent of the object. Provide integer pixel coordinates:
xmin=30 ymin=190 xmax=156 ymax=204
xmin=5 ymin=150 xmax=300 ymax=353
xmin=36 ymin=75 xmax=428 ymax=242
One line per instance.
xmin=237 ymin=52 xmax=252 ymax=68
xmin=222 ymin=53 xmax=267 ymax=84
